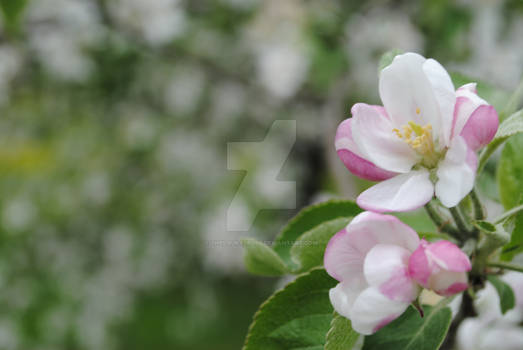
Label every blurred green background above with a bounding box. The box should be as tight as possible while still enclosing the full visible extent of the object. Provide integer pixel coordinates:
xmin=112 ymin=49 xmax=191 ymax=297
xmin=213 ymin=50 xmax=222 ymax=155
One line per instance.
xmin=0 ymin=0 xmax=520 ymax=349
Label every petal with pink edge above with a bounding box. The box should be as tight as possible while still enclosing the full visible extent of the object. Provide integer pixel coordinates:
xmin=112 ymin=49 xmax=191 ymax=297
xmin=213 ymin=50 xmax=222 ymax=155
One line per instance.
xmin=452 ymin=83 xmax=489 ymax=138
xmin=364 ymin=244 xmax=419 ymax=303
xmin=430 ymin=270 xmax=468 ymax=296
xmin=357 ymin=170 xmax=434 ymax=213
xmin=460 ymin=105 xmax=499 ymax=151
xmin=349 ymin=287 xmax=410 ymax=335
xmin=324 ymin=228 xmax=366 ymax=283
xmin=335 ymin=118 xmax=397 ymax=181
xmin=435 ymin=136 xmax=476 ymax=208
xmin=351 ymin=103 xmax=419 ymax=173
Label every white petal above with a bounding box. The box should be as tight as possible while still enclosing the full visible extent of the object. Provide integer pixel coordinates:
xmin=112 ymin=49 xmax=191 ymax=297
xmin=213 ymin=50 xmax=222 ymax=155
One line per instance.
xmin=351 ymin=103 xmax=418 ymax=173
xmin=357 ymin=170 xmax=434 ymax=213
xmin=435 ymin=136 xmax=475 ymax=208
xmin=423 ymin=58 xmax=456 ymax=147
xmin=329 ymin=280 xmax=367 ymax=319
xmin=379 ymin=53 xmax=443 ymax=141
xmin=349 ymin=287 xmax=410 ymax=335
xmin=364 ymin=244 xmax=419 ymax=302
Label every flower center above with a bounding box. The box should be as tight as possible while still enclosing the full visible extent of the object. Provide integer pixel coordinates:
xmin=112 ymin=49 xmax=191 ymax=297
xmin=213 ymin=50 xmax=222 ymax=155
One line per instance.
xmin=392 ymin=121 xmax=440 ymax=168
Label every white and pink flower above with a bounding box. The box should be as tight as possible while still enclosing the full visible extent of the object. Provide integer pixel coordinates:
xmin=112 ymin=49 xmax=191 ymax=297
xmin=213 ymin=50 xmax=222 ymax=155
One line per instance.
xmin=409 ymin=239 xmax=471 ymax=296
xmin=324 ymin=211 xmax=471 ymax=335
xmin=335 ymin=52 xmax=498 ymax=212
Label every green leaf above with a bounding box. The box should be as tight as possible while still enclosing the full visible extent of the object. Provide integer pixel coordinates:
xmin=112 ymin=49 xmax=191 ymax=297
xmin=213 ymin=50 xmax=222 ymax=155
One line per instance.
xmin=268 ymin=314 xmax=332 ymax=346
xmin=273 ymin=200 xmax=362 ymax=269
xmin=497 ymin=134 xmax=523 ymax=210
xmin=501 ymin=207 xmax=523 ymax=261
xmin=487 ymin=275 xmax=516 ymax=314
xmin=290 ymin=217 xmax=351 ymax=273
xmin=494 ymin=109 xmax=523 ymax=140
xmin=242 ymin=238 xmax=289 ymax=276
xmin=243 ymin=268 xmax=337 ymax=350
xmin=480 ymin=109 xmax=523 ymax=173
xmin=472 ymin=220 xmax=497 ymax=233
xmin=378 ymin=49 xmax=403 ymax=72
xmin=325 ymin=312 xmax=360 ymax=350
xmin=363 ymin=305 xmax=452 ymax=350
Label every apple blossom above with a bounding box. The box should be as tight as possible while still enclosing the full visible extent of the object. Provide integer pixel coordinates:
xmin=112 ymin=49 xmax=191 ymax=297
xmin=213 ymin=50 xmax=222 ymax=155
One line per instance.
xmin=335 ymin=52 xmax=499 ymax=212
xmin=408 ymin=239 xmax=471 ymax=296
xmin=324 ymin=211 xmax=471 ymax=335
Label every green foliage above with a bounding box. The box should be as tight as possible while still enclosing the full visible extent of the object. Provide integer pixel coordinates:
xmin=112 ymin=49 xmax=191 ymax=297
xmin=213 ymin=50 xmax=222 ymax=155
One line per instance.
xmin=363 ymin=305 xmax=452 ymax=350
xmin=243 ymin=268 xmax=337 ymax=350
xmin=273 ymin=200 xmax=362 ymax=269
xmin=290 ymin=217 xmax=350 ymax=273
xmin=487 ymin=275 xmax=516 ymax=314
xmin=325 ymin=312 xmax=360 ymax=350
xmin=501 ymin=207 xmax=523 ymax=261
xmin=242 ymin=238 xmax=290 ymax=276
xmin=497 ymin=134 xmax=523 ymax=209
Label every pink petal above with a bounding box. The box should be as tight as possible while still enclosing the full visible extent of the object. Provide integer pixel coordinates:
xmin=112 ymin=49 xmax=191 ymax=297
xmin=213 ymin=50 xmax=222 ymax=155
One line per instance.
xmin=426 ymin=240 xmax=472 ymax=272
xmin=335 ymin=118 xmax=397 ymax=181
xmin=357 ymin=170 xmax=434 ymax=213
xmin=408 ymin=240 xmax=432 ymax=287
xmin=408 ymin=239 xmax=471 ymax=296
xmin=460 ymin=105 xmax=499 ymax=151
xmin=364 ymin=244 xmax=419 ymax=303
xmin=452 ymin=83 xmax=499 ymax=150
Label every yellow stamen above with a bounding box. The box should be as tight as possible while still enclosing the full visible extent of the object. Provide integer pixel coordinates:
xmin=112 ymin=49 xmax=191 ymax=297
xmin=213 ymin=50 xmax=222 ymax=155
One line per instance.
xmin=392 ymin=122 xmax=438 ymax=168
xmin=416 ymin=108 xmax=421 ymax=115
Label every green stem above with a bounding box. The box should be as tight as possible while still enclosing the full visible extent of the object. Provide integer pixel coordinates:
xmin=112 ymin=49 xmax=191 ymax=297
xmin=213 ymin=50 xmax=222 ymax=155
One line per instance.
xmin=488 ymin=261 xmax=523 ymax=273
xmin=469 ymin=189 xmax=485 ymax=220
xmin=424 ymin=202 xmax=459 ymax=236
xmin=449 ymin=207 xmax=470 ymax=239
xmin=493 ymin=203 xmax=523 ymax=224
xmin=477 ymin=138 xmax=504 ymax=174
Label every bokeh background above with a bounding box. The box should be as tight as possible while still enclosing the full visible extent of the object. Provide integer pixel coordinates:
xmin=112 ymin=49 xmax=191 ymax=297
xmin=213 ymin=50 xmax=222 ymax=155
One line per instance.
xmin=0 ymin=0 xmax=521 ymax=349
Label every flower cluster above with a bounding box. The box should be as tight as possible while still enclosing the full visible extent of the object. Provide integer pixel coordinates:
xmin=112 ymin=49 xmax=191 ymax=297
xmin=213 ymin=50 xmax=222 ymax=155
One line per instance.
xmin=324 ymin=212 xmax=470 ymax=334
xmin=326 ymin=52 xmax=497 ymax=335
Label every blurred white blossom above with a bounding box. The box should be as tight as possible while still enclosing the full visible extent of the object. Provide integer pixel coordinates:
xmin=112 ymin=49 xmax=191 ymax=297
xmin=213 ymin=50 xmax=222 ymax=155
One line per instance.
xmin=108 ymin=0 xmax=186 ymax=46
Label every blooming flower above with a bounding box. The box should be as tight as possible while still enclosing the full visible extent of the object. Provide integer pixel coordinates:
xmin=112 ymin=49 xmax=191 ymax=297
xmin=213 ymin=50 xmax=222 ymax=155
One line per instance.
xmin=335 ymin=52 xmax=499 ymax=212
xmin=324 ymin=211 xmax=471 ymax=334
